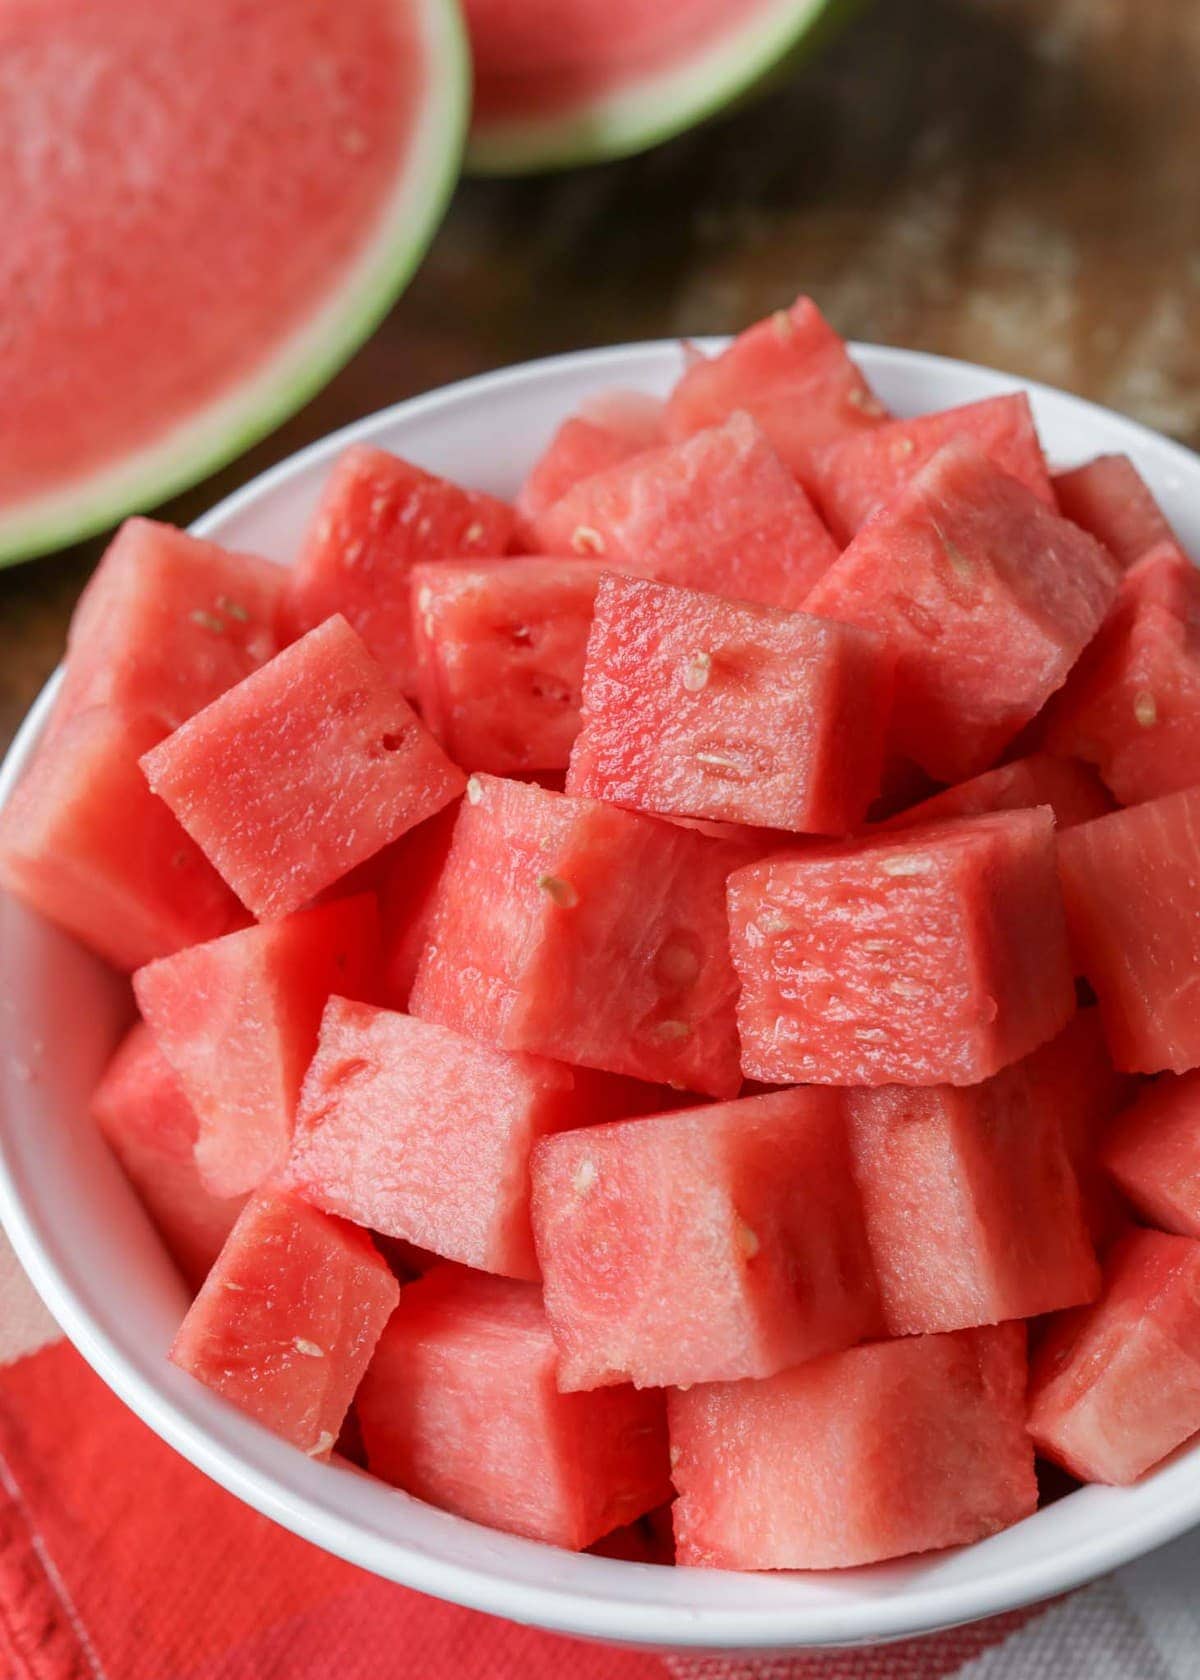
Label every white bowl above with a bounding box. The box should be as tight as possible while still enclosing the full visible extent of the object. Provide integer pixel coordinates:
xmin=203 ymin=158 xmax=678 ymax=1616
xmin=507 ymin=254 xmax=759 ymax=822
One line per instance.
xmin=3 ymin=341 xmax=1200 ymax=1654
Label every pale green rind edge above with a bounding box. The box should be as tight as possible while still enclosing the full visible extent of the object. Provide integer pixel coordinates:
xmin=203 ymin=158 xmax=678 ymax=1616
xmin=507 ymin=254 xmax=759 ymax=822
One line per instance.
xmin=0 ymin=0 xmax=471 ymax=569
xmin=465 ymin=0 xmax=858 ymax=176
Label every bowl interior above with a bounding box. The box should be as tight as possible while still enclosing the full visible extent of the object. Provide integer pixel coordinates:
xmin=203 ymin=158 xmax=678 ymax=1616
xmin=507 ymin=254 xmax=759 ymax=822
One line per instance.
xmin=3 ymin=341 xmax=1200 ymax=1650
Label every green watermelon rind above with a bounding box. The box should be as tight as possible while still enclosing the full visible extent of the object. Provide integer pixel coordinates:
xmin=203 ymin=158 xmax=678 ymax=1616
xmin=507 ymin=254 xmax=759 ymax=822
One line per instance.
xmin=0 ymin=0 xmax=471 ymax=571
xmin=465 ymin=0 xmax=858 ymax=176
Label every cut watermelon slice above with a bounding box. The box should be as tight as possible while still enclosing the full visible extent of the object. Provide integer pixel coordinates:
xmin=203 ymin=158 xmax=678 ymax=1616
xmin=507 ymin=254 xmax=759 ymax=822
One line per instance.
xmin=1053 ymin=455 xmax=1177 ymax=570
xmin=516 ymin=392 xmax=664 ymax=529
xmin=465 ymin=2 xmax=854 ymax=174
xmin=1103 ymin=1072 xmax=1200 ymax=1239
xmin=669 ymin=1323 xmax=1036 ymax=1569
xmin=356 ymin=1266 xmax=672 ymax=1548
xmin=531 ymin=1087 xmax=880 ymax=1391
xmin=0 ymin=0 xmax=468 ymax=565
xmin=879 ymin=752 xmax=1112 ymax=833
xmin=170 ymin=1188 xmax=398 ymax=1458
xmin=533 ymin=413 xmax=839 ymax=611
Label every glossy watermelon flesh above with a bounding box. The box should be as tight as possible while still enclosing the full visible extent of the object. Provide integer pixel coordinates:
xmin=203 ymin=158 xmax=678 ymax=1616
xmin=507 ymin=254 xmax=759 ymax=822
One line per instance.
xmin=669 ymin=1323 xmax=1036 ymax=1569
xmin=727 ymin=808 xmax=1075 ymax=1087
xmin=0 ymin=706 xmax=238 ymax=972
xmin=664 ymin=297 xmax=889 ymax=492
xmin=141 ymin=615 xmax=465 ymax=921
xmin=878 ymin=752 xmax=1112 ymax=833
xmin=134 ymin=895 xmax=379 ymax=1198
xmin=1053 ymin=454 xmax=1177 ymax=570
xmin=170 ymin=1188 xmax=398 ymax=1458
xmin=531 ymin=1088 xmax=880 ymax=1391
xmin=846 ymin=1064 xmax=1099 ymax=1337
xmin=1103 ymin=1071 xmax=1200 ymax=1239
xmin=285 ymin=997 xmax=580 ymax=1279
xmin=532 ymin=412 xmax=839 ymax=611
xmin=286 ymin=445 xmax=516 ymax=695
xmin=356 ymin=1266 xmax=672 ymax=1549
xmin=1057 ymin=787 xmax=1200 ymax=1074
xmin=516 ymin=390 xmax=663 ymax=529
xmin=805 ymin=441 xmax=1120 ymax=783
xmin=565 ymin=572 xmax=892 ymax=835
xmin=1042 ymin=542 xmax=1200 ymax=806
xmin=411 ymin=558 xmax=605 ymax=773
xmin=1028 ymin=1229 xmax=1200 ymax=1484
xmin=812 ymin=393 xmax=1055 ymax=545
xmin=378 ymin=800 xmax=461 ymax=1008
xmin=409 ymin=774 xmax=744 ymax=1097
xmin=90 ymin=1023 xmax=246 ymax=1290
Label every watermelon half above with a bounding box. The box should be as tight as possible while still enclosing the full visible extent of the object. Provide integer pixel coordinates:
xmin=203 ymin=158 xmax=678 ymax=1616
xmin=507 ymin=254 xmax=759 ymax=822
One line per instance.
xmin=464 ymin=0 xmax=857 ymax=175
xmin=0 ymin=0 xmax=469 ymax=566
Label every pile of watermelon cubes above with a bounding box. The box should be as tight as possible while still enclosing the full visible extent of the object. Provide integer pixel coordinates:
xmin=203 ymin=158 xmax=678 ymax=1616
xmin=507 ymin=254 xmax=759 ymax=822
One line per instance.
xmin=8 ymin=297 xmax=1200 ymax=1573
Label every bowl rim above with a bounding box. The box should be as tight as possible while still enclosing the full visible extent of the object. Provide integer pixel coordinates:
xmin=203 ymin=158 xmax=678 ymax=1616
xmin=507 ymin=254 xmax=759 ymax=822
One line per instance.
xmin=3 ymin=336 xmax=1200 ymax=1650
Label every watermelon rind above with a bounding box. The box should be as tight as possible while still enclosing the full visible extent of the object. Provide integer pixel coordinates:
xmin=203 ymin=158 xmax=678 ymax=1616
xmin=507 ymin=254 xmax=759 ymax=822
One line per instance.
xmin=465 ymin=0 xmax=857 ymax=176
xmin=0 ymin=0 xmax=470 ymax=570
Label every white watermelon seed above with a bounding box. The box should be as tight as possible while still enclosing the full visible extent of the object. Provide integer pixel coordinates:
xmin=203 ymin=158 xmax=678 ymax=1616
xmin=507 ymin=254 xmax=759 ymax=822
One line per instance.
xmin=681 ymin=650 xmax=712 ymax=692
xmin=572 ymin=1158 xmax=597 ymax=1195
xmin=736 ymin=1220 xmax=760 ymax=1259
xmin=465 ymin=521 xmax=485 ymax=545
xmin=1134 ymin=690 xmax=1158 ymax=727
xmin=892 ymin=436 xmax=916 ymax=459
xmin=293 ymin=1338 xmax=325 ymax=1358
xmin=658 ymin=943 xmax=701 ymax=986
xmin=772 ymin=309 xmax=794 ymax=341
xmin=307 ymin=1432 xmax=336 ymax=1457
xmin=572 ymin=526 xmax=606 ymax=555
xmin=879 ymin=853 xmax=933 ymax=877
xmin=848 ymin=387 xmax=886 ymax=416
xmin=538 ymin=873 xmax=579 ymax=908
xmin=216 ymin=596 xmax=249 ymax=622
xmin=669 ymin=1445 xmax=681 ymax=1470
xmin=654 ymin=1019 xmax=691 ymax=1042
xmin=466 ymin=775 xmax=484 ymax=804
xmin=189 ymin=610 xmax=225 ymax=634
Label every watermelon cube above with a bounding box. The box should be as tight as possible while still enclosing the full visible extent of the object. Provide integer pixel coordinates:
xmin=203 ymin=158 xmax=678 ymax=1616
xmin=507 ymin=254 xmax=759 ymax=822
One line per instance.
xmin=411 ymin=558 xmax=604 ymax=773
xmin=285 ymin=444 xmax=516 ymax=694
xmin=285 ymin=998 xmax=579 ymax=1279
xmin=356 ymin=1266 xmax=672 ymax=1548
xmin=134 ymin=895 xmax=379 ymax=1198
xmin=804 ymin=441 xmax=1119 ymax=782
xmin=727 ymin=808 xmax=1074 ymax=1086
xmin=1053 ymin=454 xmax=1177 ymax=569
xmin=141 ymin=616 xmax=465 ymax=921
xmin=879 ymin=751 xmax=1112 ymax=833
xmin=846 ymin=1064 xmax=1099 ymax=1336
xmin=531 ymin=1087 xmax=880 ymax=1390
xmin=0 ymin=706 xmax=238 ymax=972
xmin=1103 ymin=1071 xmax=1200 ymax=1239
xmin=812 ymin=393 xmax=1055 ymax=545
xmin=378 ymin=801 xmax=461 ymax=1009
xmin=56 ymin=518 xmax=284 ymax=733
xmin=532 ymin=413 xmax=839 ymax=611
xmin=410 ymin=775 xmax=743 ymax=1097
xmin=516 ymin=389 xmax=663 ymax=528
xmin=170 ymin=1188 xmax=398 ymax=1458
xmin=565 ymin=573 xmax=892 ymax=835
xmin=90 ymin=1023 xmax=245 ymax=1289
xmin=663 ymin=296 xmax=889 ymax=489
xmin=1042 ymin=542 xmax=1200 ymax=805
xmin=1057 ymin=787 xmax=1200 ymax=1073
xmin=1028 ymin=1229 xmax=1200 ymax=1483
xmin=669 ymin=1323 xmax=1036 ymax=1569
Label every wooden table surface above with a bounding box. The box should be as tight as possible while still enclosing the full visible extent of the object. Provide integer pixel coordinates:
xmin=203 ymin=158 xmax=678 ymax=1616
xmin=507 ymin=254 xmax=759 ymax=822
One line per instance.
xmin=3 ymin=0 xmax=1197 ymax=755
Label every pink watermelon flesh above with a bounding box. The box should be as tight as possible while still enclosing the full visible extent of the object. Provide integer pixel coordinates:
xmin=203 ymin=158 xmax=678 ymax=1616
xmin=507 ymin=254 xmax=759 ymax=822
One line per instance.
xmin=1053 ymin=454 xmax=1177 ymax=570
xmin=55 ymin=520 xmax=285 ymax=735
xmin=141 ymin=615 xmax=465 ymax=921
xmin=170 ymin=1187 xmax=398 ymax=1458
xmin=804 ymin=440 xmax=1120 ymax=783
xmin=531 ymin=1087 xmax=880 ymax=1391
xmin=532 ymin=412 xmax=839 ymax=610
xmin=285 ymin=446 xmax=516 ymax=695
xmin=669 ymin=1323 xmax=1036 ymax=1569
xmin=378 ymin=800 xmax=461 ymax=1008
xmin=1042 ymin=542 xmax=1200 ymax=806
xmin=1 ymin=0 xmax=437 ymax=526
xmin=516 ymin=390 xmax=663 ymax=529
xmin=0 ymin=706 xmax=238 ymax=972
xmin=1103 ymin=1071 xmax=1200 ymax=1240
xmin=90 ymin=1023 xmax=246 ymax=1290
xmin=879 ymin=751 xmax=1113 ymax=833
xmin=1057 ymin=787 xmax=1200 ymax=1074
xmin=285 ymin=997 xmax=577 ymax=1279
xmin=409 ymin=775 xmax=744 ymax=1097
xmin=356 ymin=1265 xmax=672 ymax=1549
xmin=134 ymin=895 xmax=379 ymax=1198
xmin=664 ymin=297 xmax=889 ymax=491
xmin=727 ymin=808 xmax=1075 ymax=1086
xmin=812 ymin=393 xmax=1055 ymax=545
xmin=1028 ymin=1229 xmax=1200 ymax=1484
xmin=565 ymin=572 xmax=892 ymax=835
xmin=411 ymin=558 xmax=605 ymax=773
xmin=846 ymin=1063 xmax=1099 ymax=1337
